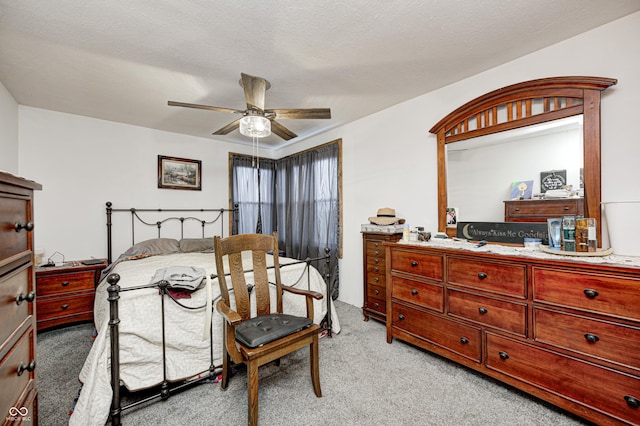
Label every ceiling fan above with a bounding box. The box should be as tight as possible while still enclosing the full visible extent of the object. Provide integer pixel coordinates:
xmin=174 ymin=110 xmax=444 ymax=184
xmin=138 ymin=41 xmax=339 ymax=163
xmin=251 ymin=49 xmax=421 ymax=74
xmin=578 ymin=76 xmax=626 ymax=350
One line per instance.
xmin=168 ymin=73 xmax=331 ymax=140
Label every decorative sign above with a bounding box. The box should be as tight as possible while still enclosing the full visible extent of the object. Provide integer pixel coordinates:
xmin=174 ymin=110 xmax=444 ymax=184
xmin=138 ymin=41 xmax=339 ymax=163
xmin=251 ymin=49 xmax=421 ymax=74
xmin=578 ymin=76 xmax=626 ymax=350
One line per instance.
xmin=510 ymin=180 xmax=533 ymax=200
xmin=540 ymin=170 xmax=566 ymax=193
xmin=456 ymin=222 xmax=548 ymax=244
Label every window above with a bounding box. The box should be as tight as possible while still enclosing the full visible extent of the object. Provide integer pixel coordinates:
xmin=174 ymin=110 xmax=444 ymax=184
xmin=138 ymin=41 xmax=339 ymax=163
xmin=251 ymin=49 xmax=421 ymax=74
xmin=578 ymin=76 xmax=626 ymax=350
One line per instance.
xmin=230 ymin=139 xmax=342 ymax=298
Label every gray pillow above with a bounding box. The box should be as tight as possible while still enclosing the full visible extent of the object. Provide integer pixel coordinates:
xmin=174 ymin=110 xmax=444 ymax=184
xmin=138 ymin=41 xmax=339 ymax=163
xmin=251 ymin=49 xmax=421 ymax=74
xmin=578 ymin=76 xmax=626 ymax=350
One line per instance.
xmin=122 ymin=238 xmax=181 ymax=257
xmin=179 ymin=238 xmax=215 ymax=253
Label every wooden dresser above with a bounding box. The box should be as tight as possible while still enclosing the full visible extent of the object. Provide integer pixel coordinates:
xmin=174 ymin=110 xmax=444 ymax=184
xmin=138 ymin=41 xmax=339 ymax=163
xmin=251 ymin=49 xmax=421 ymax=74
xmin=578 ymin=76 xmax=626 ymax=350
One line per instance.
xmin=36 ymin=259 xmax=107 ymax=331
xmin=386 ymin=242 xmax=640 ymax=425
xmin=504 ymin=198 xmax=584 ymax=222
xmin=0 ymin=171 xmax=41 ymax=426
xmin=361 ymin=231 xmax=402 ymax=322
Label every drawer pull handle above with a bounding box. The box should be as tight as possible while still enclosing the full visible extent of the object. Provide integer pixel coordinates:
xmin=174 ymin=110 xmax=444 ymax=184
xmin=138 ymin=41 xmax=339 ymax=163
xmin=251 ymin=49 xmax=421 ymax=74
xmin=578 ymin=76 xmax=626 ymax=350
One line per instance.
xmin=583 ymin=289 xmax=599 ymax=299
xmin=374 ymin=277 xmax=379 ymax=283
xmin=411 ymin=289 xmax=418 ymax=295
xmin=478 ymin=307 xmax=488 ymax=314
xmin=374 ymin=289 xmax=380 ymax=295
xmin=14 ymin=221 xmax=34 ymax=232
xmin=499 ymin=351 xmax=509 ymax=360
xmin=61 ymin=304 xmax=70 ymax=310
xmin=563 ymin=206 xmax=570 ymax=211
xmin=374 ymin=259 xmax=379 ymax=264
xmin=398 ymin=314 xmax=405 ymax=320
xmin=374 ymin=243 xmax=379 ymax=247
xmin=411 ymin=261 xmax=418 ymax=267
xmin=373 ymin=267 xmax=379 ymax=273
xmin=17 ymin=360 xmax=36 ymax=376
xmin=373 ymin=303 xmax=379 ymax=308
xmin=16 ymin=292 xmax=36 ymax=305
xmin=61 ymin=281 xmax=70 ymax=287
xmin=514 ymin=208 xmax=520 ymax=211
xmin=460 ymin=337 xmax=469 ymax=345
xmin=584 ymin=333 xmax=600 ymax=343
xmin=477 ymin=272 xmax=487 ymax=279
xmin=374 ymin=251 xmax=379 ymax=256
xmin=624 ymin=395 xmax=639 ymax=409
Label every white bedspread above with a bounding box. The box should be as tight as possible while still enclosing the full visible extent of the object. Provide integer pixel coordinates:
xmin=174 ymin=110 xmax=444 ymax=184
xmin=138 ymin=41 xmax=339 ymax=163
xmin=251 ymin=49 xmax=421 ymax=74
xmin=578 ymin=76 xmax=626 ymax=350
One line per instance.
xmin=69 ymin=252 xmax=340 ymax=426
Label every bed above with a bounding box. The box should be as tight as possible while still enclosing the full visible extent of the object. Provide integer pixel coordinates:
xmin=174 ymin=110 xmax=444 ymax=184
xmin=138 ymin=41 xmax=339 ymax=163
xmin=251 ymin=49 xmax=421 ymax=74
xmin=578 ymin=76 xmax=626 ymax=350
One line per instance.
xmin=68 ymin=203 xmax=340 ymax=425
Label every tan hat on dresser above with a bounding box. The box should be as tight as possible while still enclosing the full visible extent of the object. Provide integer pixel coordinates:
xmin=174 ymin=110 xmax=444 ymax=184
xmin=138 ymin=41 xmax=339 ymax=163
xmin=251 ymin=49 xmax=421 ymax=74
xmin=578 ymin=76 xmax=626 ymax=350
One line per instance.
xmin=368 ymin=207 xmax=405 ymax=225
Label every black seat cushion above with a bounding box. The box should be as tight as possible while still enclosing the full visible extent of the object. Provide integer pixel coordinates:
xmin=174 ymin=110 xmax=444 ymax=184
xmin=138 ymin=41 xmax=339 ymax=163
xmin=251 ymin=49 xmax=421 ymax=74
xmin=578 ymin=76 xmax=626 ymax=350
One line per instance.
xmin=235 ymin=314 xmax=313 ymax=348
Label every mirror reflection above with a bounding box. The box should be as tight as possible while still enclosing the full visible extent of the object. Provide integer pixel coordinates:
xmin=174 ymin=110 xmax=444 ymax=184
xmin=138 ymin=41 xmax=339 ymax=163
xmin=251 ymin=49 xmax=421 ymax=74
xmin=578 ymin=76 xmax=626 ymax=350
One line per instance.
xmin=446 ymin=115 xmax=583 ymax=223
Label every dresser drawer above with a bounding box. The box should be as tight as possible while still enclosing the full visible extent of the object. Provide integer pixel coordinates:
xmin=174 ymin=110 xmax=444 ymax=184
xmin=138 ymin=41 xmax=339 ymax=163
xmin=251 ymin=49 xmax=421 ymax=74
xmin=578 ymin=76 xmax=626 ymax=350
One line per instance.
xmin=505 ymin=199 xmax=582 ymax=218
xmin=0 ymin=196 xmax=30 ymax=262
xmin=448 ymin=289 xmax=527 ymax=336
xmin=36 ymin=292 xmax=94 ymax=323
xmin=366 ymin=296 xmax=386 ymax=315
xmin=0 ymin=268 xmax=32 ymax=347
xmin=534 ymin=307 xmax=640 ymax=372
xmin=533 ymin=267 xmax=640 ymax=322
xmin=367 ymin=282 xmax=385 ymax=300
xmin=391 ymin=276 xmax=444 ymax=312
xmin=366 ymin=241 xmax=386 ymax=258
xmin=36 ymin=270 xmax=95 ymax=296
xmin=366 ymin=266 xmax=385 ymax=287
xmin=448 ymin=257 xmax=526 ymax=298
xmin=390 ymin=249 xmax=444 ymax=281
xmin=486 ymin=333 xmax=640 ymax=425
xmin=392 ymin=302 xmax=481 ymax=362
xmin=0 ymin=328 xmax=36 ymax=424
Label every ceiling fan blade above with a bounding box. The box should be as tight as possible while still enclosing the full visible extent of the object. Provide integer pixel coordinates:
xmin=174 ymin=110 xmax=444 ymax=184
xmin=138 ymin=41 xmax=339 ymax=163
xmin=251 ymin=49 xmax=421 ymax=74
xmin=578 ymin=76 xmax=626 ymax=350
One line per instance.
xmin=270 ymin=120 xmax=298 ymax=140
xmin=241 ymin=73 xmax=267 ymax=111
xmin=212 ymin=118 xmax=241 ymax=135
xmin=267 ymin=108 xmax=331 ymax=120
xmin=168 ymin=100 xmax=242 ymax=114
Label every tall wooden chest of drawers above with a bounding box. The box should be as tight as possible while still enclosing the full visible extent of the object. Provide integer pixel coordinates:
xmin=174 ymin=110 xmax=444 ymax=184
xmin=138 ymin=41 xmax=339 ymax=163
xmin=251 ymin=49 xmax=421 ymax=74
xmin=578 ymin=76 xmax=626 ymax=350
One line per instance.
xmin=361 ymin=231 xmax=402 ymax=322
xmin=386 ymin=241 xmax=640 ymax=425
xmin=0 ymin=171 xmax=41 ymax=425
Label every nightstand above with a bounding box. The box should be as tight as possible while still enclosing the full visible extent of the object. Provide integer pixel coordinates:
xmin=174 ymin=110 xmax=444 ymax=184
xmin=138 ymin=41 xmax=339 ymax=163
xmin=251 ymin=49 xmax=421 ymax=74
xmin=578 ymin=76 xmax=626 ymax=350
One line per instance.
xmin=35 ymin=259 xmax=108 ymax=331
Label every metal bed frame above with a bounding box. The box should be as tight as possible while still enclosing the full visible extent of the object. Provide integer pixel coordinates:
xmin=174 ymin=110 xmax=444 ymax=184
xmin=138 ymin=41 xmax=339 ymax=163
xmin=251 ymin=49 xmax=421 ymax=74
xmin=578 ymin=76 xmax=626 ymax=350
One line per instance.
xmin=103 ymin=202 xmax=333 ymax=425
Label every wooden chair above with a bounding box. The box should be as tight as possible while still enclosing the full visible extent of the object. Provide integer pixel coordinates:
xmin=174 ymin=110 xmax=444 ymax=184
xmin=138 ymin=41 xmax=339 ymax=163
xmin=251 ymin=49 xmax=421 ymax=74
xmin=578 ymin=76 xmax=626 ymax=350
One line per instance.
xmin=213 ymin=232 xmax=323 ymax=426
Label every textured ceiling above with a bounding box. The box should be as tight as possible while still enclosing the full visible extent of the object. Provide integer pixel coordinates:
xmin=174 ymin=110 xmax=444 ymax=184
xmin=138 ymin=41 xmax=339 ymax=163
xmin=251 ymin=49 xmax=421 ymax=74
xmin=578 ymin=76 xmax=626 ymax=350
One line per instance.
xmin=1 ymin=1 xmax=639 ymax=149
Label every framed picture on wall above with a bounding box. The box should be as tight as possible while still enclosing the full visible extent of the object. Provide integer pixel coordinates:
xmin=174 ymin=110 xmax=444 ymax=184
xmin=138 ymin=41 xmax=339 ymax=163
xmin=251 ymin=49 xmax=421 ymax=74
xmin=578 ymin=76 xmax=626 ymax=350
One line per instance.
xmin=158 ymin=155 xmax=202 ymax=190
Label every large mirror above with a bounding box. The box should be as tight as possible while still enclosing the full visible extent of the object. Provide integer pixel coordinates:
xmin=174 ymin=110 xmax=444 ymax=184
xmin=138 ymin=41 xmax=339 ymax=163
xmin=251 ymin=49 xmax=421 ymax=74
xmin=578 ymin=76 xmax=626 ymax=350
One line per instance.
xmin=447 ymin=115 xmax=583 ymax=222
xmin=430 ymin=76 xmax=617 ymax=244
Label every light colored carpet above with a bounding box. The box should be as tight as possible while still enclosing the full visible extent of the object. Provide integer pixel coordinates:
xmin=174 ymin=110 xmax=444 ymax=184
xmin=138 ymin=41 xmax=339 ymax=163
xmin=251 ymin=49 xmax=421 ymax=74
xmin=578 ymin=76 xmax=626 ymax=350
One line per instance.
xmin=37 ymin=300 xmax=589 ymax=425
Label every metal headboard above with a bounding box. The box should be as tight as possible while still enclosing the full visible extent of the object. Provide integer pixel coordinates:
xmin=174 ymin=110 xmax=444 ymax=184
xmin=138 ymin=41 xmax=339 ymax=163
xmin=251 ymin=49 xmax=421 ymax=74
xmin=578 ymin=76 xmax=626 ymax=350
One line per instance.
xmin=105 ymin=201 xmax=239 ymax=263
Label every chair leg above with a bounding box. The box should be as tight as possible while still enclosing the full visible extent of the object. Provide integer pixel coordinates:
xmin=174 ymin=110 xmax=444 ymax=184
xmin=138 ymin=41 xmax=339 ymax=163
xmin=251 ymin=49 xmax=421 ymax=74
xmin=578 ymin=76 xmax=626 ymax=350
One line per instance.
xmin=310 ymin=334 xmax=322 ymax=397
xmin=247 ymin=360 xmax=259 ymax=426
xmin=221 ymin=350 xmax=230 ymax=391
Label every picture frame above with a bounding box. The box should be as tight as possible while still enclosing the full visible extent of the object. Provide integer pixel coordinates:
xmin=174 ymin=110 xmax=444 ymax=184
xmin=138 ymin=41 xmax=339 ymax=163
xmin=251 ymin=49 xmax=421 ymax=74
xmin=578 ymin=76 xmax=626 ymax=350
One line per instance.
xmin=510 ymin=180 xmax=533 ymax=200
xmin=157 ymin=155 xmax=202 ymax=190
xmin=540 ymin=169 xmax=566 ymax=193
xmin=446 ymin=207 xmax=458 ymax=227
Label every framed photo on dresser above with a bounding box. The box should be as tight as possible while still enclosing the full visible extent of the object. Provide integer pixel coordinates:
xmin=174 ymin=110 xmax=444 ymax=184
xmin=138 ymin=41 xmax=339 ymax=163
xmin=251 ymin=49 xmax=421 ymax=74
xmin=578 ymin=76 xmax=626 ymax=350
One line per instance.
xmin=157 ymin=155 xmax=202 ymax=190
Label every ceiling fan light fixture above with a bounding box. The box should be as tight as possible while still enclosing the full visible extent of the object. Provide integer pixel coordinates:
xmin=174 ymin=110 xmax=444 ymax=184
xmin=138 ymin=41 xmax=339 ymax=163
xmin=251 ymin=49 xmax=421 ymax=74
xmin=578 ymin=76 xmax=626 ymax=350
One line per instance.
xmin=239 ymin=114 xmax=271 ymax=138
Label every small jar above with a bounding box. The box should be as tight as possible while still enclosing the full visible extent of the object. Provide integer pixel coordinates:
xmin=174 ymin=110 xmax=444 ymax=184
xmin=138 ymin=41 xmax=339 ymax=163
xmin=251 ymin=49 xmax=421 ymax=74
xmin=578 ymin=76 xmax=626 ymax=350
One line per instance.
xmin=523 ymin=238 xmax=542 ymax=249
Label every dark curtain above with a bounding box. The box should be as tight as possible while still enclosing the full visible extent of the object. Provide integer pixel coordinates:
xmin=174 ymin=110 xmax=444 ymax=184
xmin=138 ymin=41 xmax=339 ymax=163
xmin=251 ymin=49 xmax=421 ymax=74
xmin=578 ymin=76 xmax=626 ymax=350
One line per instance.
xmin=230 ymin=154 xmax=277 ymax=235
xmin=275 ymin=143 xmax=340 ymax=299
xmin=230 ymin=142 xmax=341 ymax=299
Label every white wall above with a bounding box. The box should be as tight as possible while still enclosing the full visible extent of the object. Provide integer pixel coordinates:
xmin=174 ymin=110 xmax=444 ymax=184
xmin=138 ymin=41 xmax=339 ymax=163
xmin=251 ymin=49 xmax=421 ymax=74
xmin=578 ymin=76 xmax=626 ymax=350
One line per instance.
xmin=18 ymin=107 xmax=265 ymax=261
xmin=284 ymin=12 xmax=640 ymax=307
xmin=0 ymin=81 xmax=19 ymax=173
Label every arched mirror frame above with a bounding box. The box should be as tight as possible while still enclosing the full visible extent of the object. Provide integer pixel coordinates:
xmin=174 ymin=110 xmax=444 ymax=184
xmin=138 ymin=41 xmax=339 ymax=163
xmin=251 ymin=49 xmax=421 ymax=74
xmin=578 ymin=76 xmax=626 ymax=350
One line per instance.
xmin=430 ymin=76 xmax=617 ymax=244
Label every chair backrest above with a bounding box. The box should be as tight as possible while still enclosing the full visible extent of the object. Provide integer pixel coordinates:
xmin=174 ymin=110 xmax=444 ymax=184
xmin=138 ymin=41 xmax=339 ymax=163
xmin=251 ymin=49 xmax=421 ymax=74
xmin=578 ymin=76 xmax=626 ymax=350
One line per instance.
xmin=214 ymin=232 xmax=283 ymax=321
